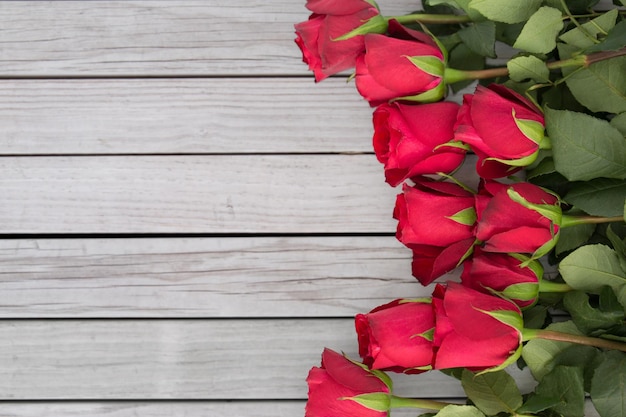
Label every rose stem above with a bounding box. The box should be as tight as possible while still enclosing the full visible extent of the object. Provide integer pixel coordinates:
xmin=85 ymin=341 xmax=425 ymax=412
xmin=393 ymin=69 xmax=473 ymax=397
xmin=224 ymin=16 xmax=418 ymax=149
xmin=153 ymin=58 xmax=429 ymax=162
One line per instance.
xmin=561 ymin=215 xmax=624 ymax=228
xmin=523 ymin=328 xmax=626 ymax=352
xmin=389 ymin=14 xmax=472 ymax=25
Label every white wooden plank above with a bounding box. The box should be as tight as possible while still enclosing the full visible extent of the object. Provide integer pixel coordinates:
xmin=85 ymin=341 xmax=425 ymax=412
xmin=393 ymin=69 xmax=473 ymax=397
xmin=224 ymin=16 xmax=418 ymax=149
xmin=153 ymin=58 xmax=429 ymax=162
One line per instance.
xmin=0 ymin=319 xmax=536 ymax=399
xmin=0 ymin=237 xmax=444 ymax=318
xmin=0 ymin=0 xmax=418 ymax=76
xmin=0 ymin=154 xmax=478 ymax=234
xmin=0 ymin=78 xmax=373 ymax=155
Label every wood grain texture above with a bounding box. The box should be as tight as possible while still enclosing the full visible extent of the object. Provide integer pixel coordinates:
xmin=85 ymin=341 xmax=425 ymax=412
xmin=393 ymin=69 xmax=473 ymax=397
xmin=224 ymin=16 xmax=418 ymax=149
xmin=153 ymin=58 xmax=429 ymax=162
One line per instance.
xmin=0 ymin=78 xmax=373 ymax=155
xmin=0 ymin=0 xmax=418 ymax=77
xmin=0 ymin=154 xmax=478 ymax=234
xmin=0 ymin=237 xmax=447 ymax=318
xmin=0 ymin=319 xmax=536 ymax=400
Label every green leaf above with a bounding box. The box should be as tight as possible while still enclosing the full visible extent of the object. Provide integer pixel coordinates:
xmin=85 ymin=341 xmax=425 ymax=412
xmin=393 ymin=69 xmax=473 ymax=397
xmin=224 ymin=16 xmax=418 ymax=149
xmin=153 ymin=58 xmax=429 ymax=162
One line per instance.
xmin=545 ymin=107 xmax=626 ymax=181
xmin=517 ymin=393 xmax=562 ymax=414
xmin=468 ymin=0 xmax=542 ymax=23
xmin=548 ymin=345 xmax=604 ymax=392
xmin=611 ymin=113 xmax=626 ymax=136
xmin=555 ymin=221 xmax=595 ymax=255
xmin=457 ymin=21 xmax=496 ymax=58
xmin=434 ymin=405 xmax=486 ymax=417
xmin=607 ymin=224 xmax=626 ymax=261
xmin=522 ymin=321 xmax=584 ymax=380
xmin=586 ymin=20 xmax=626 ymax=53
xmin=513 ymin=7 xmax=564 ymax=54
xmin=559 ymin=244 xmax=626 ymax=309
xmin=507 ymin=55 xmax=551 ymax=83
xmin=559 ymin=9 xmax=618 ymax=49
xmin=590 ymin=350 xmax=626 ymax=417
xmin=563 ymin=290 xmax=625 ymax=334
xmin=564 ymin=56 xmax=626 ymax=114
xmin=565 ymin=179 xmax=626 ymax=217
xmin=461 ymin=369 xmax=523 ymax=415
xmin=534 ymin=366 xmax=585 ymax=417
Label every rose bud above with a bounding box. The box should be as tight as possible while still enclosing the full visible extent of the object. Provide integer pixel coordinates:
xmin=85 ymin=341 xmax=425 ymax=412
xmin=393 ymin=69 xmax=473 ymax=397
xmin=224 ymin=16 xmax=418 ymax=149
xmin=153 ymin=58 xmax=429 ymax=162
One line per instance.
xmin=476 ymin=181 xmax=561 ymax=260
xmin=461 ymin=248 xmax=543 ymax=309
xmin=432 ymin=283 xmax=523 ymax=371
xmin=394 ymin=178 xmax=477 ymax=284
xmin=355 ymin=20 xmax=446 ymax=106
xmin=373 ymin=101 xmax=466 ymax=187
xmin=355 ymin=299 xmax=434 ymax=373
xmin=454 ymin=84 xmax=546 ymax=179
xmin=294 ymin=0 xmax=384 ymax=82
xmin=306 ymin=348 xmax=392 ymax=417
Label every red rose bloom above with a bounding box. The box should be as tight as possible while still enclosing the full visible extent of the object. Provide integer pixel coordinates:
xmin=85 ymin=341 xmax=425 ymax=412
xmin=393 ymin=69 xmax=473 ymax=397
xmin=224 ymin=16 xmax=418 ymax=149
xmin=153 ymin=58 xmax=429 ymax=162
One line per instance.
xmin=454 ymin=84 xmax=546 ymax=179
xmin=476 ymin=181 xmax=561 ymax=258
xmin=306 ymin=348 xmax=391 ymax=417
xmin=373 ymin=101 xmax=465 ymax=186
xmin=461 ymin=247 xmax=542 ymax=309
xmin=394 ymin=179 xmax=477 ymax=284
xmin=356 ymin=20 xmax=445 ymax=106
xmin=294 ymin=0 xmax=381 ymax=82
xmin=356 ymin=299 xmax=434 ymax=373
xmin=432 ymin=283 xmax=523 ymax=371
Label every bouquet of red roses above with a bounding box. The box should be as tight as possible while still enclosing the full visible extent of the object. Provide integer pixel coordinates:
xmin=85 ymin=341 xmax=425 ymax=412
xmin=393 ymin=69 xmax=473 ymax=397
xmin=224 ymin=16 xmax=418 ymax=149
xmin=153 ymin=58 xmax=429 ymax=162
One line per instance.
xmin=295 ymin=0 xmax=626 ymax=416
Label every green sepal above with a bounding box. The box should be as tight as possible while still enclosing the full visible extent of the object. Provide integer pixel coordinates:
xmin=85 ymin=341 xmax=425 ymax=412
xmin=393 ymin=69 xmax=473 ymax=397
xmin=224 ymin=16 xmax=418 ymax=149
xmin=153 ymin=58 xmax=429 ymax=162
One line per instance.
xmin=396 ymin=81 xmax=447 ymax=104
xmin=483 ymin=150 xmax=540 ymax=168
xmin=399 ymin=297 xmax=432 ymax=304
xmin=343 ymin=393 xmax=391 ymax=412
xmin=507 ymin=253 xmax=544 ymax=279
xmin=506 ymin=188 xmax=562 ymax=224
xmin=412 ymin=327 xmax=435 ymax=342
xmin=514 ymin=114 xmax=545 ymax=144
xmin=343 ymin=354 xmax=393 ymax=391
xmin=476 ymin=344 xmax=524 ymax=375
xmin=434 ymin=140 xmax=472 ymax=152
xmin=333 ymin=15 xmax=387 ymax=41
xmin=478 ymin=308 xmax=525 ymax=332
xmin=446 ymin=207 xmax=477 ymax=226
xmin=500 ymin=282 xmax=540 ymax=305
xmin=405 ymin=55 xmax=446 ymax=77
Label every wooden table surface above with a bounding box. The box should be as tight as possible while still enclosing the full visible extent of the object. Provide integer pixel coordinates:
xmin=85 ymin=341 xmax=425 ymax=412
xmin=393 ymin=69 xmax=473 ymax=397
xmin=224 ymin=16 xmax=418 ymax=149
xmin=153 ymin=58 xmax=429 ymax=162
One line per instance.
xmin=0 ymin=1 xmax=602 ymax=416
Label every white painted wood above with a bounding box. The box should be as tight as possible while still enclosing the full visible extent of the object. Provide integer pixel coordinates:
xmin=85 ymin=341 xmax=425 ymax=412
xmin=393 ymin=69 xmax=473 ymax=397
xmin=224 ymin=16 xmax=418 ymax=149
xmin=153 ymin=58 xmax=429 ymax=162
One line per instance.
xmin=0 ymin=0 xmax=419 ymax=77
xmin=0 ymin=78 xmax=373 ymax=155
xmin=0 ymin=154 xmax=478 ymax=234
xmin=0 ymin=319 xmax=536 ymax=399
xmin=0 ymin=237 xmax=455 ymax=318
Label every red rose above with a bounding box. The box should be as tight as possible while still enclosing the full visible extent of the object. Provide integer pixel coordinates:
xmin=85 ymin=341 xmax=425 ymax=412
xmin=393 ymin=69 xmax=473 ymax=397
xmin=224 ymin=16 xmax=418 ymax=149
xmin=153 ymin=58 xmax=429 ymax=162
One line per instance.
xmin=476 ymin=181 xmax=561 ymax=258
xmin=294 ymin=0 xmax=381 ymax=82
xmin=355 ymin=20 xmax=446 ymax=106
xmin=461 ymin=247 xmax=542 ymax=309
xmin=373 ymin=101 xmax=465 ymax=186
xmin=454 ymin=84 xmax=546 ymax=179
xmin=432 ymin=283 xmax=523 ymax=371
xmin=306 ymin=348 xmax=391 ymax=417
xmin=355 ymin=299 xmax=434 ymax=373
xmin=394 ymin=179 xmax=477 ymax=284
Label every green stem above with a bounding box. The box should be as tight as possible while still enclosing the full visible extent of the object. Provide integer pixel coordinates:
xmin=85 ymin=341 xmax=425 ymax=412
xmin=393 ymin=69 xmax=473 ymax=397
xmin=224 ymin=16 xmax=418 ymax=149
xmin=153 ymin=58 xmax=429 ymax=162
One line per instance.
xmin=390 ymin=395 xmax=451 ymax=410
xmin=538 ymin=280 xmax=572 ymax=293
xmin=561 ymin=214 xmax=624 ymax=228
xmin=524 ymin=328 xmax=626 ymax=352
xmin=388 ymin=13 xmax=472 ymax=25
xmin=443 ymin=46 xmax=626 ymax=84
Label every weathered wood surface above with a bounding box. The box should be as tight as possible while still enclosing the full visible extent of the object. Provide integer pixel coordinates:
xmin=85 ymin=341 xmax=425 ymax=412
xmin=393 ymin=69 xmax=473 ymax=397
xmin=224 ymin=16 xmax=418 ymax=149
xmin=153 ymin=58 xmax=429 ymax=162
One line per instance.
xmin=0 ymin=237 xmax=443 ymax=318
xmin=0 ymin=155 xmax=398 ymax=233
xmin=0 ymin=319 xmax=536 ymax=400
xmin=0 ymin=78 xmax=374 ymax=155
xmin=0 ymin=1 xmax=417 ymax=77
